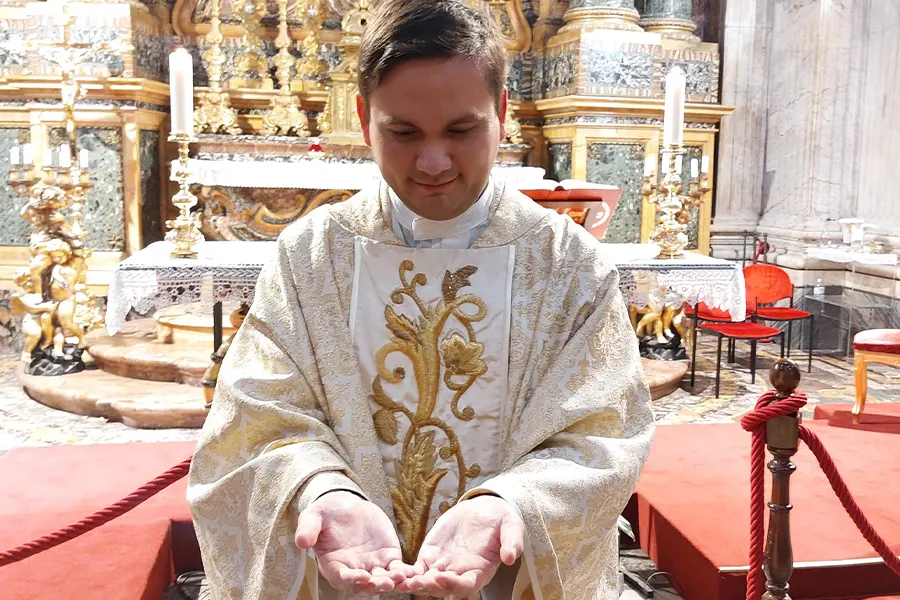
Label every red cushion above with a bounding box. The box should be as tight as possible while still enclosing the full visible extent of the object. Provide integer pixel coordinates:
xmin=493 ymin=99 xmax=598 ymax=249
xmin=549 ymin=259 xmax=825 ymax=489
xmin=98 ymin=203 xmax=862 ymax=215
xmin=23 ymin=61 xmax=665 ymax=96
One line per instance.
xmin=853 ymin=329 xmax=900 ymax=354
xmin=755 ymin=306 xmax=811 ymax=320
xmin=684 ymin=304 xmax=741 ymax=322
xmin=701 ymin=322 xmax=782 ymax=339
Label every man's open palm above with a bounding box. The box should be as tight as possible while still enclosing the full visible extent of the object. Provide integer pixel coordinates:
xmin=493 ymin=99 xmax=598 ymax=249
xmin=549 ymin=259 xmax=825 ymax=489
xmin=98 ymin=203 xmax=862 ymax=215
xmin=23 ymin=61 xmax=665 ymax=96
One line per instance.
xmin=399 ymin=495 xmax=525 ymax=597
xmin=295 ymin=491 xmax=413 ymax=596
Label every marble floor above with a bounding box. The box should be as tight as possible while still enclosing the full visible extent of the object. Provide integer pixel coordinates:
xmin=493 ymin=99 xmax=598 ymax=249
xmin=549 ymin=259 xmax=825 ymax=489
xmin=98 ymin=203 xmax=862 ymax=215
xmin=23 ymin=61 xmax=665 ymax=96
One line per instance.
xmin=2 ymin=336 xmax=898 ymax=600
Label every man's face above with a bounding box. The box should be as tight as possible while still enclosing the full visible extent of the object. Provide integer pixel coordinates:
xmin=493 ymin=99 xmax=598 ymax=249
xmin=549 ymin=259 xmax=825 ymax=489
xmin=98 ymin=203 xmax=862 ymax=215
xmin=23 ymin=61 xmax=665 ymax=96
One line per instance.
xmin=357 ymin=57 xmax=507 ymax=221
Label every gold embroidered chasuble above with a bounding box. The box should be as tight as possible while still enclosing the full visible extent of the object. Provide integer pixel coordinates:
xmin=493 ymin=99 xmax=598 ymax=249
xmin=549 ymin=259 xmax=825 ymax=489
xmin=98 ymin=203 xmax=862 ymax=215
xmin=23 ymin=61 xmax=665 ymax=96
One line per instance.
xmin=187 ymin=178 xmax=656 ymax=600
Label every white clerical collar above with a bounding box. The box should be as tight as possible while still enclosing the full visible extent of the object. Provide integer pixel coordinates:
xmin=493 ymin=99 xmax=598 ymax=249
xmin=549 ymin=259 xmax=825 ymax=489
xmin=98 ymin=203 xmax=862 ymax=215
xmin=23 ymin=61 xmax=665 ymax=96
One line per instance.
xmin=389 ymin=178 xmax=494 ymax=242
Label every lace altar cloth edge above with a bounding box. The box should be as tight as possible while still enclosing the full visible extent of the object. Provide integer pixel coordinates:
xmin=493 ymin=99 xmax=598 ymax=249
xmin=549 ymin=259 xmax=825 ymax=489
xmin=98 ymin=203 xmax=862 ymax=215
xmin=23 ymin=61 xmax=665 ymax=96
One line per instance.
xmin=105 ymin=241 xmax=746 ymax=334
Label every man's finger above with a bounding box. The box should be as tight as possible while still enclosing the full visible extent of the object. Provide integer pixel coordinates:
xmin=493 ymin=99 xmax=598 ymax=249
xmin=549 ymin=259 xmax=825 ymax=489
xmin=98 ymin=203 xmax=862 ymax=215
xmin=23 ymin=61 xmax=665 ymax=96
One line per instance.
xmin=387 ymin=559 xmax=418 ymax=583
xmin=337 ymin=566 xmax=372 ymax=587
xmin=405 ymin=571 xmax=446 ymax=596
xmin=499 ymin=512 xmax=526 ymax=565
xmin=434 ymin=570 xmax=480 ymax=597
xmin=294 ymin=509 xmax=323 ymax=549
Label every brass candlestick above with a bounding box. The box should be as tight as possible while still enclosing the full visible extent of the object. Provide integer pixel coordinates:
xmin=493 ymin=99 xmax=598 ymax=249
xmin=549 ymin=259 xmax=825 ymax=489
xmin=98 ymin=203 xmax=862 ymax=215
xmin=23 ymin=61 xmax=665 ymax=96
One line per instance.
xmin=642 ymin=147 xmax=711 ymax=259
xmin=165 ymin=133 xmax=204 ymax=258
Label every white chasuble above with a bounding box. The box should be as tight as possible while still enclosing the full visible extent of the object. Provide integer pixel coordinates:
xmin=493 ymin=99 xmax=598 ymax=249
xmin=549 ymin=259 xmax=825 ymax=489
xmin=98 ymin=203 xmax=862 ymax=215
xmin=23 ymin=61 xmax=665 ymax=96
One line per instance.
xmin=350 ymin=237 xmax=515 ymax=562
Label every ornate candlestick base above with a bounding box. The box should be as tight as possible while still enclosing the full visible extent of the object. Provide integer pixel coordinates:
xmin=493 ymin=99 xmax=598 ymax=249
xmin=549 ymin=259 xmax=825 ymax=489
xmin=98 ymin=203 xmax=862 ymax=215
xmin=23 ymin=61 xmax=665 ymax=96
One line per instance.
xmin=166 ymin=133 xmax=204 ymax=258
xmin=262 ymin=92 xmax=310 ymax=137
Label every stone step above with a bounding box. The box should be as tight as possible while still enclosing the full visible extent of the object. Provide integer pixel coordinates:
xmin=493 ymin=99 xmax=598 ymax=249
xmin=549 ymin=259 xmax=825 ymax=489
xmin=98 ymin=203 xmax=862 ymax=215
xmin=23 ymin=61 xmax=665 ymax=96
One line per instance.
xmin=643 ymin=358 xmax=689 ymax=400
xmin=20 ymin=367 xmax=207 ymax=429
xmin=85 ymin=319 xmax=213 ymax=387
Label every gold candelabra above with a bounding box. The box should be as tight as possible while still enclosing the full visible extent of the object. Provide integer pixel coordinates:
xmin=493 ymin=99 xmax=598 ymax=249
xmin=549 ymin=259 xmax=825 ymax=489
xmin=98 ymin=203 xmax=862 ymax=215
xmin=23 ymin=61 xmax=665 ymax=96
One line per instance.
xmin=642 ymin=147 xmax=710 ymax=259
xmin=195 ymin=0 xmax=242 ymax=134
xmin=166 ymin=133 xmax=204 ymax=258
xmin=262 ymin=0 xmax=311 ymax=136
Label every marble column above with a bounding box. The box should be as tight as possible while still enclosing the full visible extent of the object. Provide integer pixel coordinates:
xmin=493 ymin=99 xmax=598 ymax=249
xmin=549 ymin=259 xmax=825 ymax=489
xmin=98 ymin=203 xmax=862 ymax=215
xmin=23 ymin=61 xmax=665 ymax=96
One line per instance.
xmin=636 ymin=0 xmax=699 ymax=41
xmin=709 ymin=0 xmax=768 ymax=261
xmin=561 ymin=0 xmax=643 ymax=32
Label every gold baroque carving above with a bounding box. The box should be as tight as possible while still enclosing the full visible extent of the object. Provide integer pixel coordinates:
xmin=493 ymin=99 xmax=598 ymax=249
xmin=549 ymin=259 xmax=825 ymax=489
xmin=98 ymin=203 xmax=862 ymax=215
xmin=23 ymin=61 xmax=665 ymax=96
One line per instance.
xmin=196 ymin=186 xmax=352 ymax=240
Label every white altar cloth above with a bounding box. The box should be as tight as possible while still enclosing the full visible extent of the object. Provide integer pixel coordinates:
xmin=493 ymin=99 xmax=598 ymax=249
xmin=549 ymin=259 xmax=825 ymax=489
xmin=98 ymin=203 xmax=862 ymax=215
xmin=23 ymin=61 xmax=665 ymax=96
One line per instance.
xmin=106 ymin=241 xmax=747 ymax=335
xmin=806 ymin=246 xmax=898 ymax=266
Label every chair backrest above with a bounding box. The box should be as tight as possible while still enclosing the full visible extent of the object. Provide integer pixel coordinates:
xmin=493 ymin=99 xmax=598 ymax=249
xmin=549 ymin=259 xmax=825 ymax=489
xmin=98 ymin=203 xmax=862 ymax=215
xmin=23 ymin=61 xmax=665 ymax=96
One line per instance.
xmin=743 ymin=264 xmax=793 ymax=308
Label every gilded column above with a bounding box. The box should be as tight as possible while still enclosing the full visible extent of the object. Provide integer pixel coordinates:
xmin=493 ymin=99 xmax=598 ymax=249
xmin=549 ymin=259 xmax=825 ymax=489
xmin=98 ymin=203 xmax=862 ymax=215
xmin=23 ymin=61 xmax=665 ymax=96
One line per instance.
xmin=636 ymin=0 xmax=699 ymax=41
xmin=561 ymin=0 xmax=643 ymax=32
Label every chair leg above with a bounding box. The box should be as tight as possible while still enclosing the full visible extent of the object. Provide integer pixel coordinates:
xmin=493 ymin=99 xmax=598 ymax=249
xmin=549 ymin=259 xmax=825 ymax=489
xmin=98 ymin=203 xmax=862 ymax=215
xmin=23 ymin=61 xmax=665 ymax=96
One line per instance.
xmin=716 ymin=335 xmax=723 ymax=398
xmin=750 ymin=339 xmax=757 ymax=384
xmin=728 ymin=338 xmax=735 ymax=363
xmin=853 ymin=351 xmax=869 ymax=424
xmin=807 ymin=315 xmax=814 ymax=373
xmin=780 ymin=331 xmax=785 ymax=358
xmin=787 ymin=320 xmax=793 ymax=357
xmin=691 ymin=313 xmax=699 ymax=387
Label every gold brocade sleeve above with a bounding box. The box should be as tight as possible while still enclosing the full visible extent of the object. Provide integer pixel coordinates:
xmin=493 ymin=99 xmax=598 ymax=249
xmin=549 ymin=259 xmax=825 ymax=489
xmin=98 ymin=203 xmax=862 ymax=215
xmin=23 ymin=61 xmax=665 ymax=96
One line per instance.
xmin=186 ymin=237 xmax=365 ymax=600
xmin=462 ymin=265 xmax=656 ymax=600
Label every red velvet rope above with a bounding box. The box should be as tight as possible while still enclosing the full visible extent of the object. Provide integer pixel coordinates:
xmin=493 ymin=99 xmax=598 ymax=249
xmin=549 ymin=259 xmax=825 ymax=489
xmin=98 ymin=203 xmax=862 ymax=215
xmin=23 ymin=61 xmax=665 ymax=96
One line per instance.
xmin=0 ymin=456 xmax=192 ymax=568
xmin=740 ymin=393 xmax=900 ymax=600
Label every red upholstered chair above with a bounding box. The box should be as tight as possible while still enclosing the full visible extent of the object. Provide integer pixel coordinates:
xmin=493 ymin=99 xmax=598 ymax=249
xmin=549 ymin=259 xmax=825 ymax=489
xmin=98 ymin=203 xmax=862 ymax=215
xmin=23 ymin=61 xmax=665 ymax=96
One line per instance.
xmin=686 ymin=302 xmax=755 ymax=386
xmin=743 ymin=264 xmax=815 ymax=372
xmin=689 ymin=302 xmax=785 ymax=397
xmin=852 ymin=329 xmax=900 ymax=422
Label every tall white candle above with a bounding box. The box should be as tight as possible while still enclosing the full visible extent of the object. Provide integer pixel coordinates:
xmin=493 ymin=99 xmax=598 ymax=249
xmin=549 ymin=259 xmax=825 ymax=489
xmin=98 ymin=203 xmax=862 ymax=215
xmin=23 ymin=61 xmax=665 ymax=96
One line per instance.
xmin=643 ymin=155 xmax=655 ymax=177
xmin=58 ymin=145 xmax=71 ymax=168
xmin=169 ymin=48 xmax=195 ymax=136
xmin=674 ymin=154 xmax=683 ymax=175
xmin=22 ymin=143 xmax=33 ymax=165
xmin=10 ymin=146 xmax=19 ymax=165
xmin=690 ymin=158 xmax=699 ymax=178
xmin=663 ymin=67 xmax=686 ymax=147
xmin=42 ymin=148 xmax=53 ymax=167
xmin=701 ymin=155 xmax=710 ymax=174
xmin=79 ymin=149 xmax=90 ymax=169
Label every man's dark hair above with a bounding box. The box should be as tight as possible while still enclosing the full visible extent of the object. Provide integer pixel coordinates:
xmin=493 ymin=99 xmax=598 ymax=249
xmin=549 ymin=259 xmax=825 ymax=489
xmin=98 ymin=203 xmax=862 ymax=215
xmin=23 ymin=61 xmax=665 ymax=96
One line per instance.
xmin=358 ymin=0 xmax=507 ymax=112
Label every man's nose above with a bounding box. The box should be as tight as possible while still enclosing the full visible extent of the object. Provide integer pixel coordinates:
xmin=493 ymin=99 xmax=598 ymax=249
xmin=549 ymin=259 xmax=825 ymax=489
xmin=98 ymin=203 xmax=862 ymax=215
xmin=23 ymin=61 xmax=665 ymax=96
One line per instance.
xmin=416 ymin=144 xmax=452 ymax=176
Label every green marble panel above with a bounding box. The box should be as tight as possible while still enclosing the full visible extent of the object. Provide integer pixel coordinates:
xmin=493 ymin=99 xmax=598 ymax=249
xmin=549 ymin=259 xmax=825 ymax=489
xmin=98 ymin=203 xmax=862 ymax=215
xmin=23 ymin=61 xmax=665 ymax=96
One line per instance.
xmin=140 ymin=130 xmax=163 ymax=246
xmin=586 ymin=143 xmax=644 ymax=244
xmin=548 ymin=143 xmax=572 ymax=182
xmin=0 ymin=128 xmax=33 ymax=246
xmin=636 ymin=0 xmax=692 ymax=20
xmin=569 ymin=0 xmax=636 ymax=9
xmin=678 ymin=146 xmax=703 ymax=250
xmin=49 ymin=127 xmax=124 ymax=251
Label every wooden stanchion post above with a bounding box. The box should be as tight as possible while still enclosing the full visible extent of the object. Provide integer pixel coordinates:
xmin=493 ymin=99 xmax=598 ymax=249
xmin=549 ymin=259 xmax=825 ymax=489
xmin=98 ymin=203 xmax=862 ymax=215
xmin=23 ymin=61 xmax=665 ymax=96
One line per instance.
xmin=763 ymin=359 xmax=802 ymax=600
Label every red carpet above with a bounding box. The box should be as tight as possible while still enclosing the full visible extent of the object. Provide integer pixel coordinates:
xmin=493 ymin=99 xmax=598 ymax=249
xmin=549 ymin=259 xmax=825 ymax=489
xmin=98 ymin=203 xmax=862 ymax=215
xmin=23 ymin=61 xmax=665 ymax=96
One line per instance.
xmin=814 ymin=403 xmax=900 ymax=433
xmin=635 ymin=421 xmax=900 ymax=600
xmin=0 ymin=442 xmax=198 ymax=600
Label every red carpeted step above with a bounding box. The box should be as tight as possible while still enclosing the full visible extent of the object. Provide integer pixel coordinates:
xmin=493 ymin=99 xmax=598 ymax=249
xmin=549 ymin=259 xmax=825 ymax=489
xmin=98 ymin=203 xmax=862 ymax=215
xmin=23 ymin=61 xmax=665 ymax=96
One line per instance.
xmin=814 ymin=403 xmax=900 ymax=433
xmin=635 ymin=422 xmax=900 ymax=600
xmin=0 ymin=442 xmax=197 ymax=600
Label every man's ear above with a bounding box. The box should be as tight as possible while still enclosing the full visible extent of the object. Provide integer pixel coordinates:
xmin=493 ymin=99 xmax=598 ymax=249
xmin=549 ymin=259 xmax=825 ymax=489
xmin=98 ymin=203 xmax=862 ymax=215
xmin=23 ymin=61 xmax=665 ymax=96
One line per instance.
xmin=498 ymin=88 xmax=508 ymax=143
xmin=356 ymin=94 xmax=371 ymax=146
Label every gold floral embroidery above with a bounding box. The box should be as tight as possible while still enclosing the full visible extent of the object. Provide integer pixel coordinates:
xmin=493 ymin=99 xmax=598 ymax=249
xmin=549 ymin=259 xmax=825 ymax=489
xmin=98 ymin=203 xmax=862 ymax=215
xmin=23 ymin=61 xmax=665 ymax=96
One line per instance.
xmin=370 ymin=260 xmax=488 ymax=562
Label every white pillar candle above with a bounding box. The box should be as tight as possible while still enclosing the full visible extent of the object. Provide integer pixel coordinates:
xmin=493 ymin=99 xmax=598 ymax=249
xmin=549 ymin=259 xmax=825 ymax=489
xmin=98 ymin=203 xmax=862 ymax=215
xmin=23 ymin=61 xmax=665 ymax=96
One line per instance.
xmin=690 ymin=158 xmax=699 ymax=178
xmin=169 ymin=48 xmax=195 ymax=136
xmin=79 ymin=148 xmax=89 ymax=169
xmin=42 ymin=148 xmax=53 ymax=166
xmin=58 ymin=145 xmax=71 ymax=168
xmin=663 ymin=67 xmax=686 ymax=147
xmin=10 ymin=146 xmax=19 ymax=165
xmin=22 ymin=143 xmax=33 ymax=165
xmin=674 ymin=154 xmax=683 ymax=175
xmin=643 ymin=155 xmax=655 ymax=177
xmin=701 ymin=155 xmax=710 ymax=174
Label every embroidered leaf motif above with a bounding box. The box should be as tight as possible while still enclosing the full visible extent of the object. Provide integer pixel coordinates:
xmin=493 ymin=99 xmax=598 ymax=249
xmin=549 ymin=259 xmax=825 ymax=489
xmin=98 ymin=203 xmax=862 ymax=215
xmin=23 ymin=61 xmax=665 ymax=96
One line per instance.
xmin=391 ymin=431 xmax=448 ymax=562
xmin=441 ymin=332 xmax=487 ymax=377
xmin=441 ymin=265 xmax=478 ymax=301
xmin=384 ymin=305 xmax=420 ymax=344
xmin=370 ymin=376 xmax=397 ymax=410
xmin=373 ymin=409 xmax=399 ymax=445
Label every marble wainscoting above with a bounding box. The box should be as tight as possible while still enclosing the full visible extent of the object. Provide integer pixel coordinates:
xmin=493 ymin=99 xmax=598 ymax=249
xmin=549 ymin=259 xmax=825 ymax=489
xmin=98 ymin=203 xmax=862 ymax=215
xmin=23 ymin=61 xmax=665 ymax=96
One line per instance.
xmin=0 ymin=128 xmax=31 ymax=247
xmin=49 ymin=128 xmax=125 ymax=252
xmin=139 ymin=130 xmax=164 ymax=246
xmin=586 ymin=142 xmax=645 ymax=244
xmin=548 ymin=142 xmax=573 ymax=181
